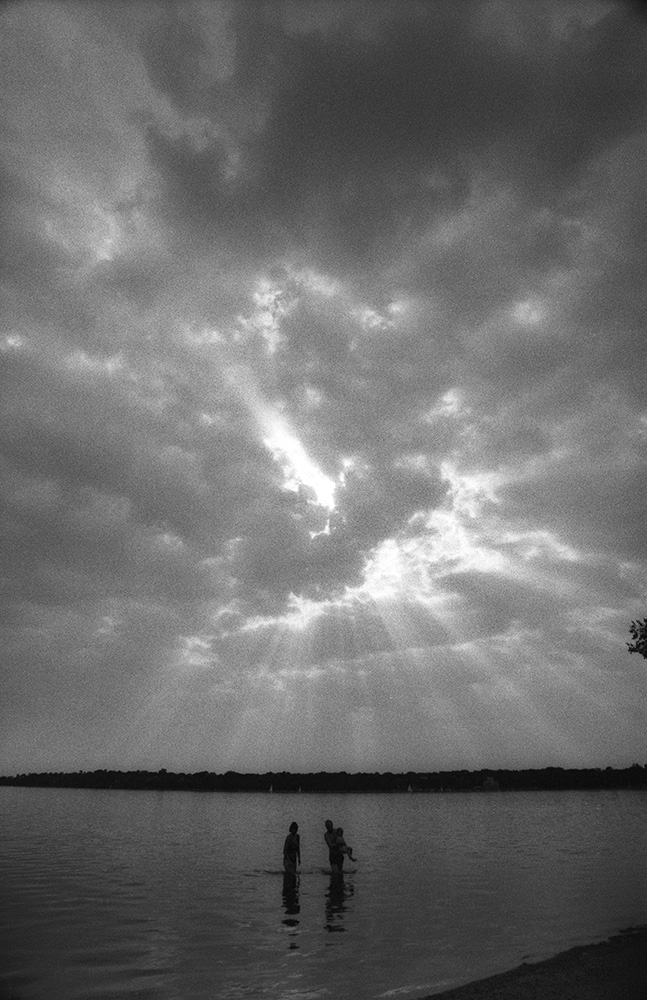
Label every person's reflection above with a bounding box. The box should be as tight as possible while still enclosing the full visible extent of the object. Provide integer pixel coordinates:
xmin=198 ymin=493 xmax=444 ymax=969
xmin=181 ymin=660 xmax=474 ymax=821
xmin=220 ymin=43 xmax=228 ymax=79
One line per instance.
xmin=281 ymin=871 xmax=300 ymax=949
xmin=324 ymin=872 xmax=354 ymax=933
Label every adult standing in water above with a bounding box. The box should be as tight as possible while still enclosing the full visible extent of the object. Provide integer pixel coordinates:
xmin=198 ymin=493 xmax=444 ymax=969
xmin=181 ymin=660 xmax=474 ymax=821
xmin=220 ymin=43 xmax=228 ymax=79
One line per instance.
xmin=324 ymin=818 xmax=344 ymax=874
xmin=283 ymin=821 xmax=301 ymax=874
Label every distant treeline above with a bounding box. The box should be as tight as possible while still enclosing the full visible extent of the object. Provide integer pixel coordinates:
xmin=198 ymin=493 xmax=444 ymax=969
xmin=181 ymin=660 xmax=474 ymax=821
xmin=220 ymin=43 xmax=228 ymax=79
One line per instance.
xmin=0 ymin=765 xmax=646 ymax=793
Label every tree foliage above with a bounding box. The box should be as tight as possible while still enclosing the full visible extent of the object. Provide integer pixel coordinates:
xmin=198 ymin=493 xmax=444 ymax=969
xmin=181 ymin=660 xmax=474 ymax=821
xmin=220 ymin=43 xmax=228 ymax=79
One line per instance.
xmin=627 ymin=618 xmax=647 ymax=658
xmin=1 ymin=766 xmax=646 ymax=792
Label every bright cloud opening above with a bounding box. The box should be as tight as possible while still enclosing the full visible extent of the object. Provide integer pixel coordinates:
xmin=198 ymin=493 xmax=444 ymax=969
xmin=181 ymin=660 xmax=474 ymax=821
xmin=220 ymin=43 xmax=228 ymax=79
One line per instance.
xmin=263 ymin=421 xmax=337 ymax=510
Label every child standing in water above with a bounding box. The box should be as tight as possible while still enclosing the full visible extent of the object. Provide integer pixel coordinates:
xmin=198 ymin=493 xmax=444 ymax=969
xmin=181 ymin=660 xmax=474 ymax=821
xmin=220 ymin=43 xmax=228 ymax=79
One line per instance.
xmin=283 ymin=821 xmax=301 ymax=874
xmin=335 ymin=827 xmax=357 ymax=862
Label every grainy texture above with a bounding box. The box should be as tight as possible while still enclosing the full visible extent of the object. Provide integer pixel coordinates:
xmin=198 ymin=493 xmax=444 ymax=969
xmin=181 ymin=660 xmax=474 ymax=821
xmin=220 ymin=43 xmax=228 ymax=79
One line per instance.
xmin=421 ymin=928 xmax=647 ymax=1000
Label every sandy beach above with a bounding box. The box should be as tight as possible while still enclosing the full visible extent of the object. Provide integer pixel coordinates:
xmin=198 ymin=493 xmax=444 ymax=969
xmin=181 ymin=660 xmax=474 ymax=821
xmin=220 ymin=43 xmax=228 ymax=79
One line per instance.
xmin=421 ymin=927 xmax=647 ymax=1000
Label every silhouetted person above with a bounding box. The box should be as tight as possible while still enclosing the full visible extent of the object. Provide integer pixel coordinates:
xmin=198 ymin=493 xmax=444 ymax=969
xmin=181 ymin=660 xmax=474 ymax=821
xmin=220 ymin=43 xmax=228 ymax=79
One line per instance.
xmin=283 ymin=821 xmax=301 ymax=874
xmin=335 ymin=826 xmax=357 ymax=862
xmin=324 ymin=818 xmax=344 ymax=873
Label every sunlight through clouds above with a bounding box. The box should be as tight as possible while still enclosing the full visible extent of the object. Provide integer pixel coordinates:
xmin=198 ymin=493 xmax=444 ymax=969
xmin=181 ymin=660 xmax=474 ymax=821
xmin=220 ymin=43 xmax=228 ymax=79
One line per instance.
xmin=263 ymin=423 xmax=337 ymax=511
xmin=2 ymin=0 xmax=646 ymax=774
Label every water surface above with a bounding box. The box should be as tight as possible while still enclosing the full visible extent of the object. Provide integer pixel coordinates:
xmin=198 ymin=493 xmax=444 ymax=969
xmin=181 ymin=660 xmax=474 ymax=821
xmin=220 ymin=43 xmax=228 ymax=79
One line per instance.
xmin=1 ymin=787 xmax=645 ymax=999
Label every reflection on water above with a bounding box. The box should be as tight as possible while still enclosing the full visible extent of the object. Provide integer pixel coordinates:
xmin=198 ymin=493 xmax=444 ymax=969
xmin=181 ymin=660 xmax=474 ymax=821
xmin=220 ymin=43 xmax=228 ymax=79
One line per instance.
xmin=282 ymin=871 xmax=301 ymax=949
xmin=325 ymin=873 xmax=354 ymax=933
xmin=0 ymin=788 xmax=645 ymax=1000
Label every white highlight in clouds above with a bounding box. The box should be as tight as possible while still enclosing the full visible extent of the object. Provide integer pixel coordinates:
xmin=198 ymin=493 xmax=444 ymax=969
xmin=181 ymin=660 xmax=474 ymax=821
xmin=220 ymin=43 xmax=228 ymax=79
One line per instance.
xmin=224 ymin=362 xmax=338 ymax=511
xmin=354 ymin=538 xmax=408 ymax=602
xmin=238 ymin=279 xmax=295 ymax=354
xmin=89 ymin=204 xmax=120 ymax=262
xmin=354 ymin=306 xmax=393 ymax=331
xmin=153 ymin=531 xmax=184 ymax=552
xmin=65 ymin=350 xmax=124 ymax=376
xmin=42 ymin=197 xmax=123 ymax=274
xmin=177 ymin=634 xmax=216 ymax=669
xmin=502 ymin=529 xmax=581 ymax=564
xmin=425 ymin=389 xmax=467 ymax=421
xmin=1 ymin=334 xmax=24 ymax=353
xmin=512 ymin=298 xmax=544 ymax=325
xmin=289 ymin=267 xmax=340 ymax=298
xmin=441 ymin=461 xmax=501 ymax=518
xmin=264 ymin=421 xmax=337 ymax=510
xmin=339 ymin=457 xmax=355 ymax=486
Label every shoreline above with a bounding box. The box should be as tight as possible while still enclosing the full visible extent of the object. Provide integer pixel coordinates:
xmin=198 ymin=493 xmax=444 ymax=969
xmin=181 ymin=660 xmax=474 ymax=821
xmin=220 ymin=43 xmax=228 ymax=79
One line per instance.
xmin=419 ymin=927 xmax=647 ymax=999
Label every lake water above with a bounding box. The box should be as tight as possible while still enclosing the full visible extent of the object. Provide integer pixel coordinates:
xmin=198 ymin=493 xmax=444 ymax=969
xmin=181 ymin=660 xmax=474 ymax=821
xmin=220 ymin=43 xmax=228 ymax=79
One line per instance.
xmin=0 ymin=787 xmax=645 ymax=1000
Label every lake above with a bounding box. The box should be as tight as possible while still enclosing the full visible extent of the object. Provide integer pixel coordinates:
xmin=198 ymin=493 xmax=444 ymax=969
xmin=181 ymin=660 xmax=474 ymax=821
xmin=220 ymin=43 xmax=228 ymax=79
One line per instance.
xmin=0 ymin=786 xmax=645 ymax=1000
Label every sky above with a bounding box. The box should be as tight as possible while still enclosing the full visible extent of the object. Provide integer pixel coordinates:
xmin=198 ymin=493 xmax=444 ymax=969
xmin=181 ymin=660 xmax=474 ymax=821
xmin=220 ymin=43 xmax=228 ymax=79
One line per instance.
xmin=1 ymin=0 xmax=646 ymax=776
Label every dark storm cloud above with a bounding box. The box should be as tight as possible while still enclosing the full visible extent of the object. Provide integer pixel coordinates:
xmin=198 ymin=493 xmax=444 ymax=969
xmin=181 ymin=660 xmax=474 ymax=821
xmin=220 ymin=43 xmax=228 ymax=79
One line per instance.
xmin=437 ymin=569 xmax=567 ymax=640
xmin=227 ymin=495 xmax=365 ymax=606
xmin=1 ymin=343 xmax=233 ymax=605
xmin=502 ymin=463 xmax=647 ymax=563
xmin=273 ymin=291 xmax=452 ymax=448
xmin=199 ymin=1 xmax=646 ymax=283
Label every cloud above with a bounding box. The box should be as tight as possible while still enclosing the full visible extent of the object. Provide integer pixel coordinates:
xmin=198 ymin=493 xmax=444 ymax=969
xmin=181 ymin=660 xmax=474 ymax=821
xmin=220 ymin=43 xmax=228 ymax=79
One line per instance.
xmin=1 ymin=0 xmax=646 ymax=772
